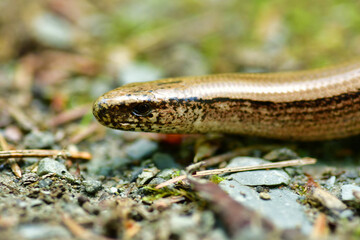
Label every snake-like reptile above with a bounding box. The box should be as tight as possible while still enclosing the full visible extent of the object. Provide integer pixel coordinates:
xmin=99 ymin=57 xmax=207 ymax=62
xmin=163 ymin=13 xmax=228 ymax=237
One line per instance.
xmin=93 ymin=62 xmax=360 ymax=141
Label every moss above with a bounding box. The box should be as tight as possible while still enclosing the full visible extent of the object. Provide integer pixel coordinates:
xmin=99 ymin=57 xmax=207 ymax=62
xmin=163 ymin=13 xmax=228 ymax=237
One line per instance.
xmin=209 ymin=175 xmax=225 ymax=184
xmin=141 ymin=186 xmax=197 ymax=203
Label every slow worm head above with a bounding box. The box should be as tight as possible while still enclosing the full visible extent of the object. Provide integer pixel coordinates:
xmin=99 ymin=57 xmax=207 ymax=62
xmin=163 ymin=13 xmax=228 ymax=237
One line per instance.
xmin=93 ymin=62 xmax=360 ymax=141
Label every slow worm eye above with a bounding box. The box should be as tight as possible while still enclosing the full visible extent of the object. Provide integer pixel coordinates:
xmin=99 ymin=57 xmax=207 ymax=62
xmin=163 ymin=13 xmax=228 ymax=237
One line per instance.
xmin=132 ymin=103 xmax=152 ymax=116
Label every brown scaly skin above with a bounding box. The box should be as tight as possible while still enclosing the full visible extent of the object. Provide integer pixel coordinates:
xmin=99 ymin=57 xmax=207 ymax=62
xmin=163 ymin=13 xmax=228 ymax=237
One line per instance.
xmin=93 ymin=62 xmax=360 ymax=141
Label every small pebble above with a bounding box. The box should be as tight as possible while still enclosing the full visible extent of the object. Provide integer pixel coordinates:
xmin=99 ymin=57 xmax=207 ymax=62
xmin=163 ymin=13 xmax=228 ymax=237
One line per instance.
xmin=343 ymin=170 xmax=358 ymax=179
xmin=263 ymin=148 xmax=299 ymax=161
xmin=83 ymin=179 xmax=102 ymax=194
xmin=4 ymin=125 xmax=23 ymax=143
xmin=341 ymin=184 xmax=360 ymax=201
xmin=355 ymin=178 xmax=360 ymax=184
xmin=259 ymin=192 xmax=271 ymax=200
xmin=255 ymin=186 xmax=264 ymax=193
xmin=325 ymin=176 xmax=336 ymax=189
xmin=17 ymin=201 xmax=28 ymax=209
xmin=136 ymin=167 xmax=160 ymax=186
xmin=339 ymin=209 xmax=354 ymax=219
xmin=130 ymin=167 xmax=145 ymax=182
xmin=37 ymin=158 xmax=74 ymax=182
xmin=22 ymin=173 xmax=39 ymax=185
xmin=225 ymin=157 xmax=291 ymax=186
xmin=157 ymin=169 xmax=182 ymax=179
xmin=125 ymin=139 xmax=158 ymax=160
xmin=148 ymin=177 xmax=166 ymax=185
xmin=109 ymin=187 xmax=118 ymax=194
xmin=311 ymin=187 xmax=347 ymax=211
xmin=18 ymin=224 xmax=71 ymax=239
xmin=38 ymin=178 xmax=53 ymax=188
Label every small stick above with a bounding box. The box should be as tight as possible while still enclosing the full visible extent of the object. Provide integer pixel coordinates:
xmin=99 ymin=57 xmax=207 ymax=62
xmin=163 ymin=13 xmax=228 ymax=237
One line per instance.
xmin=187 ymin=149 xmax=242 ymax=172
xmin=0 ymin=134 xmax=22 ymax=178
xmin=0 ymin=149 xmax=92 ymax=161
xmin=61 ymin=213 xmax=108 ymax=240
xmin=186 ymin=145 xmax=279 ymax=172
xmin=311 ymin=213 xmax=329 ymax=239
xmin=156 ymin=157 xmax=316 ymax=189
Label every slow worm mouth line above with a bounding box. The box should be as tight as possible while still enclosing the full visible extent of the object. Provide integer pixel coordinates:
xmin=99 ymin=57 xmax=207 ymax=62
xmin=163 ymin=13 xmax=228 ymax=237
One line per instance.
xmin=93 ymin=61 xmax=360 ymax=141
xmin=118 ymin=122 xmax=155 ymax=127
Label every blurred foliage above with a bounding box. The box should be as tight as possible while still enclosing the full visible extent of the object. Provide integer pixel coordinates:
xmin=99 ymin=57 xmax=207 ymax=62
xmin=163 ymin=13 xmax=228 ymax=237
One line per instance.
xmin=1 ymin=0 xmax=360 ymax=64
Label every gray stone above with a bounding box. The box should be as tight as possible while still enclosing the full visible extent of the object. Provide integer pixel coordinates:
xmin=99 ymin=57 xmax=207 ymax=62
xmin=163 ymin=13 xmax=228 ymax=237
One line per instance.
xmin=263 ymin=148 xmax=299 ymax=161
xmin=37 ymin=158 xmax=74 ymax=182
xmin=83 ymin=179 xmax=102 ymax=194
xmin=24 ymin=131 xmax=55 ymax=149
xmin=226 ymin=157 xmax=291 ymax=186
xmin=220 ymin=180 xmax=260 ymax=203
xmin=220 ymin=180 xmax=312 ymax=234
xmin=341 ymin=184 xmax=360 ymax=201
xmin=109 ymin=187 xmax=118 ymax=194
xmin=148 ymin=177 xmax=166 ymax=185
xmin=355 ymin=178 xmax=360 ymax=184
xmin=38 ymin=178 xmax=53 ymax=188
xmin=17 ymin=200 xmax=28 ymax=209
xmin=157 ymin=169 xmax=182 ymax=179
xmin=339 ymin=209 xmax=354 ymax=219
xmin=325 ymin=176 xmax=336 ymax=189
xmin=169 ymin=215 xmax=196 ymax=235
xmin=343 ymin=170 xmax=358 ymax=179
xmin=18 ymin=224 xmax=71 ymax=239
xmin=136 ymin=167 xmax=160 ymax=185
xmin=125 ymin=139 xmax=158 ymax=160
xmin=153 ymin=152 xmax=180 ymax=169
xmin=22 ymin=173 xmax=39 ymax=185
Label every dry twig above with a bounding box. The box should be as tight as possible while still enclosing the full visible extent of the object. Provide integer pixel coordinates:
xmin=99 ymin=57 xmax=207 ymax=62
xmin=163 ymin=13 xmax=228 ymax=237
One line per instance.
xmin=0 ymin=149 xmax=91 ymax=161
xmin=156 ymin=157 xmax=317 ymax=189
xmin=310 ymin=213 xmax=329 ymax=239
xmin=0 ymin=134 xmax=22 ymax=177
xmin=187 ymin=145 xmax=278 ymax=172
xmin=61 ymin=213 xmax=109 ymax=240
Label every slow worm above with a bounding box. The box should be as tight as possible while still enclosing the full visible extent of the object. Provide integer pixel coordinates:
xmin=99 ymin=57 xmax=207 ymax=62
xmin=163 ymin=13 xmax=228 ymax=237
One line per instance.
xmin=93 ymin=62 xmax=360 ymax=141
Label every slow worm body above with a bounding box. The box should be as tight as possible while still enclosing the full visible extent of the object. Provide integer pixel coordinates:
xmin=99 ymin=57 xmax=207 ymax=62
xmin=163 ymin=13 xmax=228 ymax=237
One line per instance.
xmin=93 ymin=62 xmax=360 ymax=141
